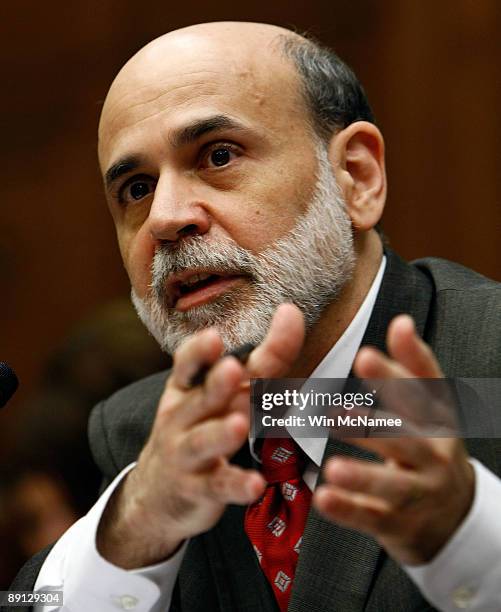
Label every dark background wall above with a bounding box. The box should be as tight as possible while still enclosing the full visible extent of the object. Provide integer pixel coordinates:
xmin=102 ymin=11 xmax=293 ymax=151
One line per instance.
xmin=1 ymin=0 xmax=500 ymax=420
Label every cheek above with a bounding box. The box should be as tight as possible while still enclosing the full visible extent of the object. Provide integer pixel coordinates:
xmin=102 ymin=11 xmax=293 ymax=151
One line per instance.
xmin=226 ymin=167 xmax=316 ymax=253
xmin=117 ymin=225 xmax=156 ymax=297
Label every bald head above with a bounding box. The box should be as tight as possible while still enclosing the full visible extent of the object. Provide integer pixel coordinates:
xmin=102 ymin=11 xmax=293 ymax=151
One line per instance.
xmin=115 ymin=20 xmax=298 ymax=77
xmin=99 ymin=22 xmax=374 ymax=172
xmin=99 ymin=23 xmax=308 ymax=159
xmin=118 ymin=21 xmax=299 ymax=75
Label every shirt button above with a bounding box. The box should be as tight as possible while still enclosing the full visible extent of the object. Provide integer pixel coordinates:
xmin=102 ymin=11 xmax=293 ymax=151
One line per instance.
xmin=117 ymin=595 xmax=139 ymax=610
xmin=451 ymin=585 xmax=476 ymax=609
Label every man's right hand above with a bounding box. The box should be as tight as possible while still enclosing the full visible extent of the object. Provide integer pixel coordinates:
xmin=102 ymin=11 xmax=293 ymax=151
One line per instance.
xmin=96 ymin=303 xmax=304 ymax=569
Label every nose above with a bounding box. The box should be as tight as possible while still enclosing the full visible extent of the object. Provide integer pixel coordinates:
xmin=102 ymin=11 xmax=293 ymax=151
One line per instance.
xmin=147 ymin=173 xmax=211 ymax=242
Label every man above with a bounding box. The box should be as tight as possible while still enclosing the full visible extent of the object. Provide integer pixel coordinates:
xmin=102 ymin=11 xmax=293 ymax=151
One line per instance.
xmin=9 ymin=21 xmax=501 ymax=612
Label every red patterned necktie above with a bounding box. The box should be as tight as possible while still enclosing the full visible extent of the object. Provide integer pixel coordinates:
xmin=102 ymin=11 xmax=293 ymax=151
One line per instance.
xmin=244 ymin=437 xmax=312 ymax=611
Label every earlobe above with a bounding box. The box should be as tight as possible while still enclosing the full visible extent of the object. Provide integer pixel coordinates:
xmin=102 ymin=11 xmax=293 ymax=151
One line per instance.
xmin=327 ymin=121 xmax=387 ymax=232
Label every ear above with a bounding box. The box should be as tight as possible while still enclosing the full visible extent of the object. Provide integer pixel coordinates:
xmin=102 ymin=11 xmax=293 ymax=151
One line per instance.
xmin=327 ymin=121 xmax=386 ymax=231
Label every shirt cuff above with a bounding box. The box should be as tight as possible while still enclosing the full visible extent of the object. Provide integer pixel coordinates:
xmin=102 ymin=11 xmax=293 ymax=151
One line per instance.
xmin=34 ymin=462 xmax=187 ymax=612
xmin=404 ymin=458 xmax=501 ymax=611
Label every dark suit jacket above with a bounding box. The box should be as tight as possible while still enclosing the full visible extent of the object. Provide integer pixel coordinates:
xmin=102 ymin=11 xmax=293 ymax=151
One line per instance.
xmin=8 ymin=250 xmax=501 ymax=612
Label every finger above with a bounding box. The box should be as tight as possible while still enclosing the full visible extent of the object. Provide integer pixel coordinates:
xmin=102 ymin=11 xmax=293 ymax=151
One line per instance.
xmin=227 ymin=387 xmax=251 ymax=416
xmin=179 ymin=411 xmax=249 ymax=469
xmin=324 ymin=457 xmax=426 ymax=509
xmin=203 ymin=461 xmax=266 ymax=505
xmin=314 ymin=484 xmax=390 ymax=534
xmin=344 ymin=436 xmax=437 ymax=468
xmin=169 ymin=328 xmax=224 ymax=390
xmin=204 ymin=356 xmax=246 ymax=411
xmin=354 ymin=346 xmax=410 ymax=380
xmin=353 ymin=346 xmax=449 ymax=428
xmin=387 ymin=315 xmax=442 ymax=378
xmin=247 ymin=303 xmax=304 ymax=378
xmin=375 ymin=379 xmax=458 ymax=434
xmin=166 ymin=355 xmax=246 ymax=428
xmin=353 ymin=347 xmax=427 ymax=423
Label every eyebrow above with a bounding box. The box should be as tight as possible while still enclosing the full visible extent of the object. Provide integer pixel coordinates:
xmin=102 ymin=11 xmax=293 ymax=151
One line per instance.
xmin=104 ymin=114 xmax=249 ymax=191
xmin=170 ymin=114 xmax=248 ymax=148
xmin=104 ymin=156 xmax=142 ymax=191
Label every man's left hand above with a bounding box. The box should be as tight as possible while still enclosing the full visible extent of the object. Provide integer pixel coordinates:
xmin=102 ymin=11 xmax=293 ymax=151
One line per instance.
xmin=313 ymin=314 xmax=475 ymax=566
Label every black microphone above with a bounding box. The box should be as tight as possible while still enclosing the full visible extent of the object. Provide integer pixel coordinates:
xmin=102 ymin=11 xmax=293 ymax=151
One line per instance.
xmin=0 ymin=362 xmax=19 ymax=407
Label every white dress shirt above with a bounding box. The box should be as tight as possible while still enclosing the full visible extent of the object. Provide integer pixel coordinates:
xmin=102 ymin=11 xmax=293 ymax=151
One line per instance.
xmin=34 ymin=257 xmax=501 ymax=611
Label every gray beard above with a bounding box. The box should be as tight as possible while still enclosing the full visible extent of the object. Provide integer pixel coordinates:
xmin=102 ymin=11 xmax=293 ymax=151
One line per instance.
xmin=131 ymin=146 xmax=355 ymax=354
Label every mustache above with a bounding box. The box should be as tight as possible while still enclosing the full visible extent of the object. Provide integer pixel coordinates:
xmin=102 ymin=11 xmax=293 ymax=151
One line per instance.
xmin=150 ymin=236 xmax=257 ymax=301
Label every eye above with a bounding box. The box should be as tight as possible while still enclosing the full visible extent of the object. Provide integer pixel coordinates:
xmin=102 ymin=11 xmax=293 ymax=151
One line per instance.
xmin=210 ymin=148 xmax=231 ymax=166
xmin=201 ymin=143 xmax=240 ymax=169
xmin=118 ymin=176 xmax=156 ymax=205
xmin=129 ymin=182 xmax=151 ymax=200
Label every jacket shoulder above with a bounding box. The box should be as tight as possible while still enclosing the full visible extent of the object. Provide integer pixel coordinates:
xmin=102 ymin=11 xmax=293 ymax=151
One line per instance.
xmin=88 ymin=370 xmax=169 ymax=481
xmin=413 ymin=256 xmax=501 ymax=293
xmin=412 ymin=257 xmax=501 ymax=376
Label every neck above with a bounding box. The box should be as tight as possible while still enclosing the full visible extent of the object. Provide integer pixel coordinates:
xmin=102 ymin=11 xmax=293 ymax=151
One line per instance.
xmin=288 ymin=231 xmax=383 ymax=378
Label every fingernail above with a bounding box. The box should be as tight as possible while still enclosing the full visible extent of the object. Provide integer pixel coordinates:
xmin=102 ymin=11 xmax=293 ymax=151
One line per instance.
xmin=401 ymin=314 xmax=415 ymax=330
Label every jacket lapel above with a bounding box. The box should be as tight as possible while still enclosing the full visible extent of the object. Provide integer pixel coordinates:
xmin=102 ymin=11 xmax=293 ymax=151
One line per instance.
xmin=207 ymin=503 xmax=280 ymax=612
xmin=289 ymin=250 xmax=434 ymax=612
xmin=188 ymin=445 xmax=279 ymax=612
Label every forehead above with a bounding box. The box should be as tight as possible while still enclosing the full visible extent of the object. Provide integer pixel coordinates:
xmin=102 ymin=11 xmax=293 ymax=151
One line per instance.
xmin=98 ymin=36 xmax=308 ymax=170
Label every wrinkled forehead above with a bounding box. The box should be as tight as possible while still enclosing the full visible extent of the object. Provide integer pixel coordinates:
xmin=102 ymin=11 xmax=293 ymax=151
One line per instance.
xmin=98 ymin=34 xmax=307 ymax=171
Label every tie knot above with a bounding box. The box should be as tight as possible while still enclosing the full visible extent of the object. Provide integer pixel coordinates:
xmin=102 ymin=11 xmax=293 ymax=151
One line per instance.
xmin=261 ymin=437 xmax=305 ymax=483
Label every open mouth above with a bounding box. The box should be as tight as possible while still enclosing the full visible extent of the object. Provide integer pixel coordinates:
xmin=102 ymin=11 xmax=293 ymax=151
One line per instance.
xmin=167 ymin=271 xmax=247 ymax=311
xmin=178 ymin=272 xmax=222 ymax=295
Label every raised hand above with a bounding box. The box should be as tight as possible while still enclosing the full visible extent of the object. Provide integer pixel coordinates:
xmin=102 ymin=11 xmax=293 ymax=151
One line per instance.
xmin=97 ymin=303 xmax=304 ymax=568
xmin=314 ymin=315 xmax=475 ymax=565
